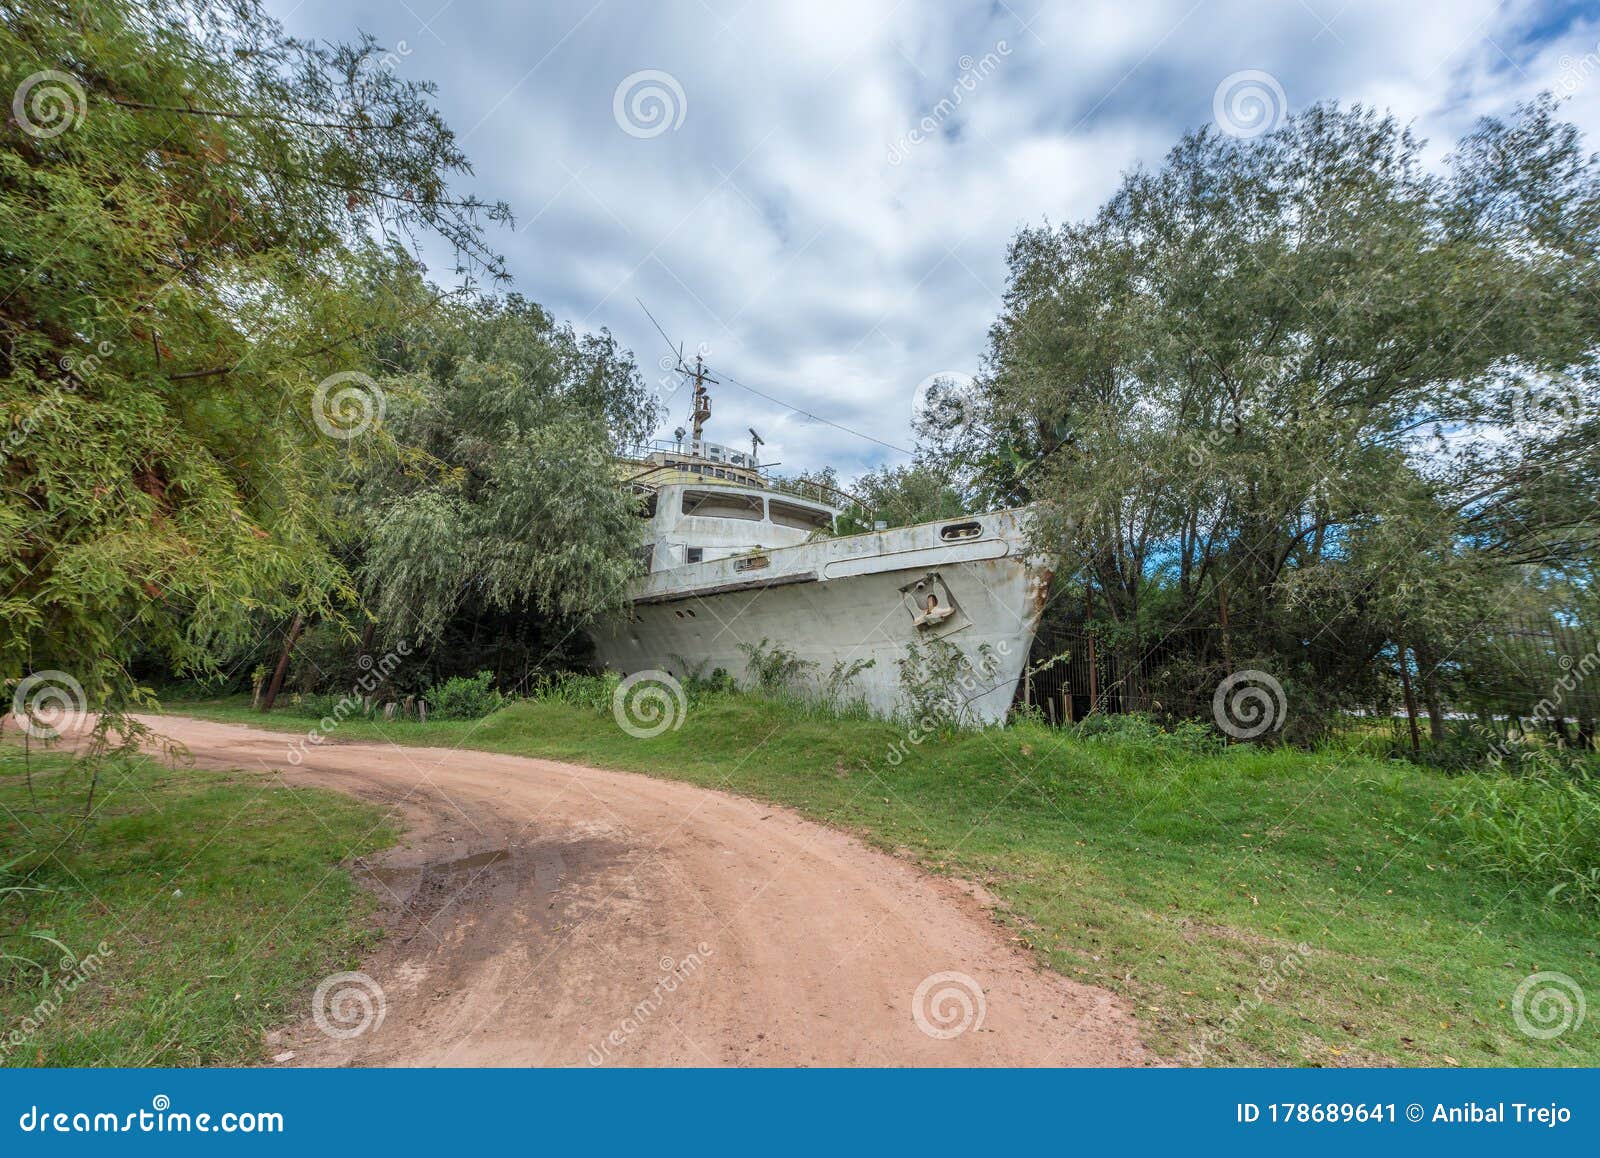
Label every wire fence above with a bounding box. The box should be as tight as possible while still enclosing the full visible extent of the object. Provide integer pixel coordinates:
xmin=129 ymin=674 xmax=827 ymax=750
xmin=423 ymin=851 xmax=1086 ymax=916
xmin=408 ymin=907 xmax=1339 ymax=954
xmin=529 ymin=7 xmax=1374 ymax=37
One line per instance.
xmin=1016 ymin=617 xmax=1600 ymax=753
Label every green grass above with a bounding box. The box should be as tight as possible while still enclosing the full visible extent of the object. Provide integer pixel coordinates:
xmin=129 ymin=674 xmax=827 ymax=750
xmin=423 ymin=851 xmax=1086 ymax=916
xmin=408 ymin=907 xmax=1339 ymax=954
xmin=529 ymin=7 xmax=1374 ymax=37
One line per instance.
xmin=0 ymin=739 xmax=395 ymax=1066
xmin=168 ymin=692 xmax=1598 ymax=1067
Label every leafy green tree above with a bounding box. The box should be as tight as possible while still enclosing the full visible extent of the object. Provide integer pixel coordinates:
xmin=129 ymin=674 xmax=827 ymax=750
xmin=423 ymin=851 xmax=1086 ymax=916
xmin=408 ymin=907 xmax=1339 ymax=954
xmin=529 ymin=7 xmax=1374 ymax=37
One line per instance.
xmin=353 ymin=293 xmax=660 ymax=654
xmin=970 ymin=98 xmax=1600 ymax=736
xmin=851 ymin=462 xmax=969 ymax=527
xmin=1 ymin=0 xmax=507 ymax=722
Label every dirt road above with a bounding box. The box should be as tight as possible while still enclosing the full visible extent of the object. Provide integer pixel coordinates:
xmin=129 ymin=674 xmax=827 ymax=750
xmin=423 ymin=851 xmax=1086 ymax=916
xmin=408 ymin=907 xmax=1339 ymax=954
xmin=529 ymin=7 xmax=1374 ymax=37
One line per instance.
xmin=142 ymin=715 xmax=1151 ymax=1067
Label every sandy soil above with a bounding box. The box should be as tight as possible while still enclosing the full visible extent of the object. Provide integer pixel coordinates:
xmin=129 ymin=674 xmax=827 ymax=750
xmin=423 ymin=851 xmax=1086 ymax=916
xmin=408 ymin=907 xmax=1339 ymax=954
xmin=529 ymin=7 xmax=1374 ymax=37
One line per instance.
xmin=133 ymin=714 xmax=1152 ymax=1067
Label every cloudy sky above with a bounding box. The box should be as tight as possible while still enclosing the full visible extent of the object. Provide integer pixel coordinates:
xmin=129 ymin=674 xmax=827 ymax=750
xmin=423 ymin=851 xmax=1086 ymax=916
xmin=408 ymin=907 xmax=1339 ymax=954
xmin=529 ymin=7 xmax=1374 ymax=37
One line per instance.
xmin=270 ymin=0 xmax=1600 ymax=477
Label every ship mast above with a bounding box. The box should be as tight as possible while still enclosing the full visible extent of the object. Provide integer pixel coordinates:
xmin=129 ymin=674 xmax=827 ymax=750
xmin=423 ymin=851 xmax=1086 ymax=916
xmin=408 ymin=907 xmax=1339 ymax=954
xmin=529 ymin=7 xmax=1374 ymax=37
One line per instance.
xmin=689 ymin=353 xmax=716 ymax=444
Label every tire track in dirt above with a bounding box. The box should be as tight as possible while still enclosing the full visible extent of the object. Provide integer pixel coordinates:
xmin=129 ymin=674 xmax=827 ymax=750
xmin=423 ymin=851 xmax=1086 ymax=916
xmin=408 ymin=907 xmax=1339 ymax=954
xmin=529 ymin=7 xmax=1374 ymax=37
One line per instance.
xmin=144 ymin=714 xmax=1153 ymax=1067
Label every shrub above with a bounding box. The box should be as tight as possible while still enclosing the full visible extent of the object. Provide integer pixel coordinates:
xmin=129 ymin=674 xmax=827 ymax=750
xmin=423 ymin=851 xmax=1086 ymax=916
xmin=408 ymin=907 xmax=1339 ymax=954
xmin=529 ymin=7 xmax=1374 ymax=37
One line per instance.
xmin=686 ymin=666 xmax=736 ymax=700
xmin=740 ymin=639 xmax=817 ymax=694
xmin=284 ymin=692 xmax=342 ymax=719
xmin=528 ymin=672 xmax=618 ymax=712
xmin=1068 ymin=711 xmax=1226 ymax=754
xmin=424 ymin=671 xmax=504 ymax=720
xmin=1448 ymin=772 xmax=1600 ymax=910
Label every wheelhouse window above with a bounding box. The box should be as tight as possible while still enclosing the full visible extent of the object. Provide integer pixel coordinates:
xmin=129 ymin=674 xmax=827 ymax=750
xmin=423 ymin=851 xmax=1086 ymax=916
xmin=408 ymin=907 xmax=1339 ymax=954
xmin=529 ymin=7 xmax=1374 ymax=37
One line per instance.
xmin=681 ymin=489 xmax=763 ymax=520
xmin=768 ymin=498 xmax=833 ymax=532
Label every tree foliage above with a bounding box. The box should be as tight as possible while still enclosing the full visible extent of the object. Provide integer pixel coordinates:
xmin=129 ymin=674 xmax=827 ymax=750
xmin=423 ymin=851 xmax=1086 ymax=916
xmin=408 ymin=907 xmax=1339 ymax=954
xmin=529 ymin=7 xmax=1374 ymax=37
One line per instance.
xmin=1 ymin=0 xmax=508 ymax=708
xmin=968 ymin=98 xmax=1600 ymax=733
xmin=353 ymin=292 xmax=660 ymax=645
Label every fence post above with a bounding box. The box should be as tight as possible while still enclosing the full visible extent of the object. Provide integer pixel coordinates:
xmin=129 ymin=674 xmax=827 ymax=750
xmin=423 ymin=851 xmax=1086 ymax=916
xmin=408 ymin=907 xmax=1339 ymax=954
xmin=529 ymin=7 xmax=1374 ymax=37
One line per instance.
xmin=1398 ymin=641 xmax=1422 ymax=754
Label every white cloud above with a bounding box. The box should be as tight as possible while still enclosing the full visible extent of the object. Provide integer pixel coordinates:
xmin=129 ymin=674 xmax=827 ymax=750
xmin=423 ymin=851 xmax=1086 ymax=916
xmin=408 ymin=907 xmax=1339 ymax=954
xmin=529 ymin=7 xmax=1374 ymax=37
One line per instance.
xmin=267 ymin=0 xmax=1600 ymax=479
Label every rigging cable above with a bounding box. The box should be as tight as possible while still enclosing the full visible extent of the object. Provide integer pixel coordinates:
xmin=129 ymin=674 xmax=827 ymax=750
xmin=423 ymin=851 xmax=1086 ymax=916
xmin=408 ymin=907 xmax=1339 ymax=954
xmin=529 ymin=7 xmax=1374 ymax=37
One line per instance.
xmin=635 ymin=298 xmax=914 ymax=457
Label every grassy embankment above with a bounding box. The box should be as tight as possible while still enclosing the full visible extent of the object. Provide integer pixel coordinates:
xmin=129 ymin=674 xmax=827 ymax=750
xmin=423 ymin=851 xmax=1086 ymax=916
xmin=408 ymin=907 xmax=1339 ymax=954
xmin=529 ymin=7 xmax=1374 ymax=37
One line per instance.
xmin=1 ymin=739 xmax=395 ymax=1066
xmin=166 ymin=692 xmax=1597 ymax=1067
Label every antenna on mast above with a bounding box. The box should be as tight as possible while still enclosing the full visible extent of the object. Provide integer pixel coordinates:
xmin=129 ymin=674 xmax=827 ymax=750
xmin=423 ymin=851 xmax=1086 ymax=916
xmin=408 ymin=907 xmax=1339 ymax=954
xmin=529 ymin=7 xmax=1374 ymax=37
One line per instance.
xmin=748 ymin=427 xmax=764 ymax=468
xmin=638 ymin=297 xmax=718 ymax=445
xmin=690 ymin=354 xmax=718 ymax=444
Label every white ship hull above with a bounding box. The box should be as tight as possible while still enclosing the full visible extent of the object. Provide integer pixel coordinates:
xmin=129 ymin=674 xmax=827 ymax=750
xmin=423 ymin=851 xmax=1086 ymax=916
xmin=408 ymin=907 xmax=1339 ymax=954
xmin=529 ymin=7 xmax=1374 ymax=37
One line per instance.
xmin=591 ymin=508 xmax=1045 ymax=724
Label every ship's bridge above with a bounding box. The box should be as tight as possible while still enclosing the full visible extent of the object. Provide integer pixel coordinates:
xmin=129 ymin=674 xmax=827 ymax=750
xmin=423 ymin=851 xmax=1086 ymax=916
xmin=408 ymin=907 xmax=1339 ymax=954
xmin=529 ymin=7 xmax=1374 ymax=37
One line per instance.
xmin=630 ymin=481 xmax=841 ymax=572
xmin=617 ymin=439 xmax=867 ymax=572
xmin=620 ymin=438 xmax=766 ymax=489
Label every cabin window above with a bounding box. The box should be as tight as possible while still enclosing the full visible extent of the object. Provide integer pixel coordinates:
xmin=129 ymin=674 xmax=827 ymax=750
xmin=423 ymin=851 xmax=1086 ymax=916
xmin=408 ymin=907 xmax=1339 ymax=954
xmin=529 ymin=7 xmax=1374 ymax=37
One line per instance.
xmin=634 ymin=492 xmax=658 ymax=518
xmin=768 ymin=498 xmax=833 ymax=532
xmin=734 ymin=554 xmax=770 ymax=572
xmin=685 ymin=547 xmax=704 ymax=564
xmin=939 ymin=520 xmax=983 ymax=542
xmin=681 ymin=489 xmax=763 ymax=521
xmin=635 ymin=544 xmax=654 ymax=570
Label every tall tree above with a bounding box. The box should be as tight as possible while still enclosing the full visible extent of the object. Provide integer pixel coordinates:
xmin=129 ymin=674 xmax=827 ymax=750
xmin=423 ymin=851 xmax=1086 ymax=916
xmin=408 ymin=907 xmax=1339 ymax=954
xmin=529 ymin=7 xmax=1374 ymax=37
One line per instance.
xmin=1 ymin=0 xmax=507 ymax=718
xmin=353 ymin=293 xmax=660 ymax=651
xmin=971 ymin=98 xmax=1600 ymax=732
